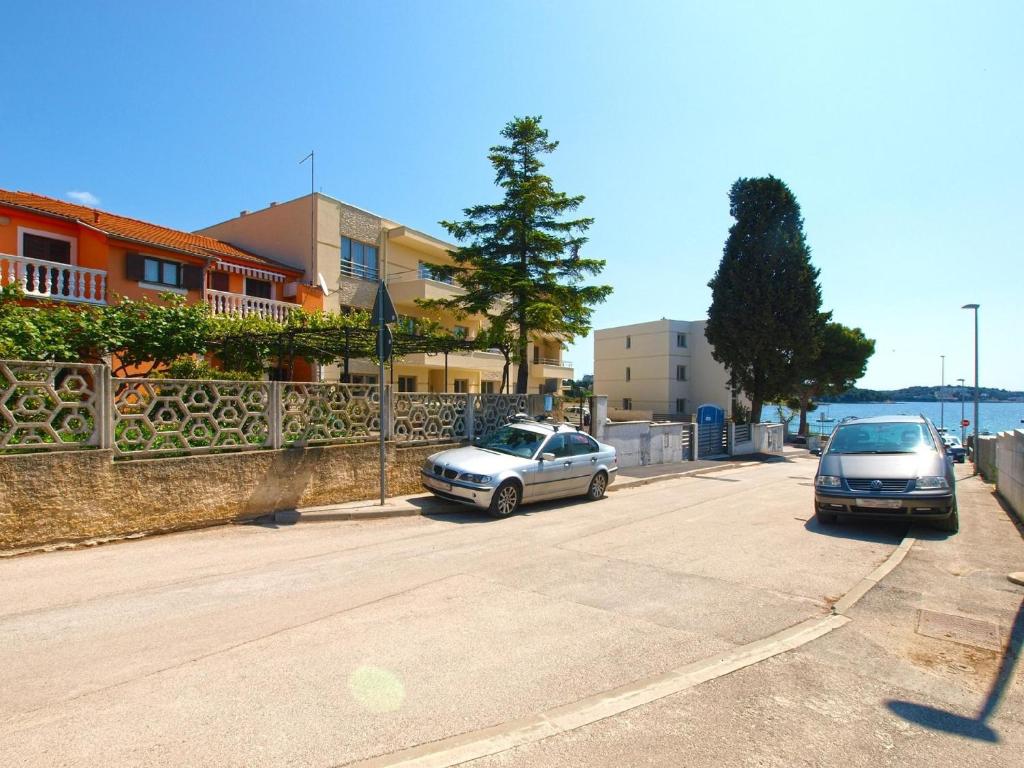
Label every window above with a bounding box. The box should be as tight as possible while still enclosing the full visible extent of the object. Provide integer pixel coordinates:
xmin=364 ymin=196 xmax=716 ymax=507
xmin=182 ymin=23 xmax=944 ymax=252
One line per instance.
xmin=209 ymin=272 xmax=230 ymax=292
xmin=22 ymin=233 xmax=72 ymax=264
xmin=397 ymin=376 xmax=417 ymax=393
xmin=569 ymin=433 xmax=599 ymax=456
xmin=341 ymin=236 xmax=379 ymax=280
xmin=625 ymin=335 xmax=631 ymax=349
xmin=543 ymin=434 xmax=572 ymax=458
xmin=245 ymin=278 xmax=272 ymax=299
xmin=453 ymin=325 xmax=469 ymax=339
xmin=676 ymin=365 xmax=687 ymax=381
xmin=418 ymin=261 xmax=454 ymax=284
xmin=677 ymin=333 xmax=687 ymax=348
xmin=676 ymin=398 xmax=687 ymax=415
xmin=347 ymin=374 xmax=378 ymax=385
xmin=622 ymin=398 xmax=632 ymax=410
xmin=453 ymin=379 xmax=469 ymax=393
xmin=143 ymin=256 xmax=182 ymax=288
xmin=481 ymin=381 xmax=496 ymax=394
xmin=625 ymin=367 xmax=631 ymax=381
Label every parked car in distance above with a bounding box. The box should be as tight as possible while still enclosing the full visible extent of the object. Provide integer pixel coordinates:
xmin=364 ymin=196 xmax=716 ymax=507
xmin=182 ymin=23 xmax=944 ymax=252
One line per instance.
xmin=813 ymin=414 xmax=958 ymax=532
xmin=942 ymin=434 xmax=967 ymax=463
xmin=564 ymin=404 xmax=591 ymax=426
xmin=422 ymin=419 xmax=617 ymax=517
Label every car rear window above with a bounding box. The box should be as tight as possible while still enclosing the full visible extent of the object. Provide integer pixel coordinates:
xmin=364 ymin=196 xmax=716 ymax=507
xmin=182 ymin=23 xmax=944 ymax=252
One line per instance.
xmin=827 ymin=422 xmax=936 ymax=454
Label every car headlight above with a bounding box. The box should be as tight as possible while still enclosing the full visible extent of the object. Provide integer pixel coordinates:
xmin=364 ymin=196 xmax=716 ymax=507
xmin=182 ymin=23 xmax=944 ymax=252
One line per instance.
xmin=460 ymin=472 xmax=492 ymax=484
xmin=815 ymin=475 xmax=842 ymax=488
xmin=915 ymin=476 xmax=949 ymax=490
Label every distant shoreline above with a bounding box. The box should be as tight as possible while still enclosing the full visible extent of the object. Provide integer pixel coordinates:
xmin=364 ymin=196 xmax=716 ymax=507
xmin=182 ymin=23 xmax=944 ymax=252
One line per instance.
xmin=819 ymin=400 xmax=1024 ymax=405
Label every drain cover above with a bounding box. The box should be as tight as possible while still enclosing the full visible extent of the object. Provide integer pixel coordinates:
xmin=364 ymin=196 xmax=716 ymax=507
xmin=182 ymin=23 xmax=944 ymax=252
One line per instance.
xmin=916 ymin=609 xmax=1003 ymax=651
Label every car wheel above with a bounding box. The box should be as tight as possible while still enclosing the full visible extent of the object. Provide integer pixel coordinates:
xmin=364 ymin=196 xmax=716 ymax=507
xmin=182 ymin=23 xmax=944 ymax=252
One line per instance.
xmin=488 ymin=481 xmax=521 ymax=518
xmin=815 ymin=508 xmax=838 ymax=525
xmin=586 ymin=471 xmax=608 ymax=501
xmin=935 ymin=500 xmax=959 ymax=533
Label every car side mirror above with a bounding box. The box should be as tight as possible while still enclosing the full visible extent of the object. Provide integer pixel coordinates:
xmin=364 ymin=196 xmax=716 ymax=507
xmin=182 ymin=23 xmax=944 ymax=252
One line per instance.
xmin=540 ymin=452 xmax=555 ymax=462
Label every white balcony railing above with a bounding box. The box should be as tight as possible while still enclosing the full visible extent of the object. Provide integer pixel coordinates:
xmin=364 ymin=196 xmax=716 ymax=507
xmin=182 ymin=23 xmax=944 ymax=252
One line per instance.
xmin=207 ymin=289 xmax=299 ymax=321
xmin=1 ymin=253 xmax=107 ymax=304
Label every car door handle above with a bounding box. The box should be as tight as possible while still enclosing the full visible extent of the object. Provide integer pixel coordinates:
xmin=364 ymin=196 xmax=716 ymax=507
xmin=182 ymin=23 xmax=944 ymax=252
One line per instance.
xmin=590 ymin=457 xmax=597 ymax=463
xmin=563 ymin=461 xmax=572 ymax=467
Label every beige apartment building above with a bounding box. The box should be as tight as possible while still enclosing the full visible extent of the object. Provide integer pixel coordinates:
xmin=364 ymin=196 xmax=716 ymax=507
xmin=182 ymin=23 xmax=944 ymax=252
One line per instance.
xmin=593 ymin=319 xmax=740 ymax=419
xmin=199 ymin=193 xmax=572 ymax=393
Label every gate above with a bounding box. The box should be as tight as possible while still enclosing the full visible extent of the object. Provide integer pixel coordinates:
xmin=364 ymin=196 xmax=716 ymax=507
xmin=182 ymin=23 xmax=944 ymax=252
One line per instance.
xmin=697 ymin=403 xmax=727 ymax=457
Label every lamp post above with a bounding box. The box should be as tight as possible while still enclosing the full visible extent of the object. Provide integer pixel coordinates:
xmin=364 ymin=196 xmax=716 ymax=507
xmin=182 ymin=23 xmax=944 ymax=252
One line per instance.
xmin=957 ymin=377 xmax=966 ymax=443
xmin=962 ymin=304 xmax=980 ymax=475
xmin=940 ymin=354 xmax=945 ymax=429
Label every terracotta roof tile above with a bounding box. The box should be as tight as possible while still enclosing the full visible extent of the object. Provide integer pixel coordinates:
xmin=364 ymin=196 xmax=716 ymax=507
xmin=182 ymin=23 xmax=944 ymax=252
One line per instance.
xmin=0 ymin=189 xmax=301 ymax=275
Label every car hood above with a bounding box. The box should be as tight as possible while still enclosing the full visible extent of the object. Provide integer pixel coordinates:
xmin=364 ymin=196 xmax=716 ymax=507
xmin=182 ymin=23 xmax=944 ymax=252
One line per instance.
xmin=821 ymin=452 xmax=945 ymax=479
xmin=427 ymin=446 xmax=531 ymax=474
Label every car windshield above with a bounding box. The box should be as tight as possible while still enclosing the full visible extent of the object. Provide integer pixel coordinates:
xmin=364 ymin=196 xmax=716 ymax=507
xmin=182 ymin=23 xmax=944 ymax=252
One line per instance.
xmin=826 ymin=422 xmax=936 ymax=455
xmin=943 ymin=436 xmax=962 ymax=448
xmin=479 ymin=425 xmax=544 ymax=458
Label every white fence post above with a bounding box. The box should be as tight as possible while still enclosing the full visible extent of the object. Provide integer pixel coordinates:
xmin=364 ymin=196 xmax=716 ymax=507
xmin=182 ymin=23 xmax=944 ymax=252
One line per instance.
xmin=269 ymin=381 xmax=282 ymax=449
xmin=99 ymin=364 xmax=113 ymax=450
xmin=465 ymin=394 xmax=476 ymax=442
xmin=727 ymin=422 xmax=736 ymax=456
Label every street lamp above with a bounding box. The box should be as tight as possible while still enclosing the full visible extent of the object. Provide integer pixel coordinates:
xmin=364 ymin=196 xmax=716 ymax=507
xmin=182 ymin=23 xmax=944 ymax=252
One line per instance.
xmin=940 ymin=354 xmax=945 ymax=429
xmin=962 ymin=304 xmax=980 ymax=475
xmin=957 ymin=377 xmax=966 ymax=443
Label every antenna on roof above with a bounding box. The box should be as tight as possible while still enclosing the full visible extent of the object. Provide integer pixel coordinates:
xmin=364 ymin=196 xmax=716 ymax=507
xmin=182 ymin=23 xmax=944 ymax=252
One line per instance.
xmin=300 ymin=150 xmax=315 ymax=280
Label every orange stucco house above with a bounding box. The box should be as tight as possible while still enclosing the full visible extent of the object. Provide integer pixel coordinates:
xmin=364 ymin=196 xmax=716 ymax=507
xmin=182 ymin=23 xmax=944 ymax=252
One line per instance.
xmin=0 ymin=190 xmax=323 ymax=378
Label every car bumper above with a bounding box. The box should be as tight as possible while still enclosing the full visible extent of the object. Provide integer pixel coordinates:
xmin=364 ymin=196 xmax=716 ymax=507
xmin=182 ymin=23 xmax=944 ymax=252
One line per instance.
xmin=421 ymin=471 xmax=495 ymax=510
xmin=814 ymin=490 xmax=955 ymax=520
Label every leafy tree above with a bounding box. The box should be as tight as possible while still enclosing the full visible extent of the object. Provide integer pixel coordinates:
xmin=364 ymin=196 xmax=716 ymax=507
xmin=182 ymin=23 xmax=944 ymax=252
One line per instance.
xmin=475 ymin=317 xmax=518 ymax=393
xmin=793 ymin=321 xmax=875 ymax=434
xmin=428 ymin=116 xmax=612 ymax=393
xmin=706 ymin=176 xmax=826 ymax=422
xmin=104 ymin=295 xmax=212 ymax=376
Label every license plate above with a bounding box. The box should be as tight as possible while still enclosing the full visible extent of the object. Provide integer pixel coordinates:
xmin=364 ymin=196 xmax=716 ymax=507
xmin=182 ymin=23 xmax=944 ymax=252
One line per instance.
xmin=856 ymin=498 xmax=901 ymax=509
xmin=428 ymin=477 xmax=452 ymax=492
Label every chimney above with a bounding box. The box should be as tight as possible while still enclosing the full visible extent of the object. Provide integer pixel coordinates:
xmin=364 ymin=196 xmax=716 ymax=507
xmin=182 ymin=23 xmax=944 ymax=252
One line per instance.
xmin=269 ymin=201 xmax=277 ymax=207
xmin=239 ymin=210 xmax=248 ymax=217
xmin=93 ymin=210 xmax=100 ymax=223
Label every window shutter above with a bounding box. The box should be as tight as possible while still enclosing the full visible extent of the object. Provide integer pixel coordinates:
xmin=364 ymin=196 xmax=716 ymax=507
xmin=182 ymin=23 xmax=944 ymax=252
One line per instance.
xmin=125 ymin=252 xmax=145 ymax=281
xmin=181 ymin=265 xmax=204 ymax=291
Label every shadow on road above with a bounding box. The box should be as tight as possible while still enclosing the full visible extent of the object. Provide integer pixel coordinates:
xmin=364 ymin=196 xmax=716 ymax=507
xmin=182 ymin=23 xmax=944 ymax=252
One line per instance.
xmin=802 ymin=516 xmax=907 ymax=545
xmin=411 ymin=494 xmax=603 ymax=524
xmin=886 ymin=597 xmax=1024 ymax=743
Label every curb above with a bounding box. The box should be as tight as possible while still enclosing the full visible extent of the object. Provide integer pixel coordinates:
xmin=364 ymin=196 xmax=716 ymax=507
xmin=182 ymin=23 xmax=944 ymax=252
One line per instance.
xmin=276 ymin=461 xmax=758 ymax=525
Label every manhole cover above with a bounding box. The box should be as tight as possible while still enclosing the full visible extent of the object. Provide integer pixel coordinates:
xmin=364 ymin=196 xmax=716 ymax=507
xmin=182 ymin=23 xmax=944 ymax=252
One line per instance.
xmin=916 ymin=609 xmax=1003 ymax=651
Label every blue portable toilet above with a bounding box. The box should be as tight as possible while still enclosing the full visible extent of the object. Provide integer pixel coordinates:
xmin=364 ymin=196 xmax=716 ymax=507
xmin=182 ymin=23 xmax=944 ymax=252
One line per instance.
xmin=696 ymin=404 xmax=725 ymax=426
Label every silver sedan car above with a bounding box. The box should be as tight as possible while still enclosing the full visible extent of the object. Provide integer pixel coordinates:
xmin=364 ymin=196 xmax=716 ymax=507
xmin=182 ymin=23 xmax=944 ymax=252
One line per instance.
xmin=421 ymin=420 xmax=618 ymax=517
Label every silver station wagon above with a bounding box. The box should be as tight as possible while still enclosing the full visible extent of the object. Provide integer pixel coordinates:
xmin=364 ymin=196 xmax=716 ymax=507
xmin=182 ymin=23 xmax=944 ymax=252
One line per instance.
xmin=814 ymin=414 xmax=958 ymax=532
xmin=422 ymin=419 xmax=618 ymax=517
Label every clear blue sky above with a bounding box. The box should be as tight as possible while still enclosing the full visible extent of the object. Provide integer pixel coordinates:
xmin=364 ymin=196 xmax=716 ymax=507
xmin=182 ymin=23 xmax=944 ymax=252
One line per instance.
xmin=2 ymin=1 xmax=1020 ymax=390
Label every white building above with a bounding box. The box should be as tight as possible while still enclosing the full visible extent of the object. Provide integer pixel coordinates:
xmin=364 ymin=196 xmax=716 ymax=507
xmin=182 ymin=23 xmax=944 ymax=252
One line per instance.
xmin=593 ymin=319 xmax=740 ymax=419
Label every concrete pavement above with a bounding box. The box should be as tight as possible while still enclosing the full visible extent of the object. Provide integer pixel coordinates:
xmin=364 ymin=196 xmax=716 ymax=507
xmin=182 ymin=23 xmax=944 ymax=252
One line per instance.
xmin=1 ymin=457 xmax=1018 ymax=766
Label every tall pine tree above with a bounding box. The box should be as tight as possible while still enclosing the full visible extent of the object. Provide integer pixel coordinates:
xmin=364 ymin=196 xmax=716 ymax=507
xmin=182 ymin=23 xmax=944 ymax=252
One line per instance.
xmin=706 ymin=176 xmax=825 ymax=422
xmin=429 ymin=116 xmax=612 ymax=394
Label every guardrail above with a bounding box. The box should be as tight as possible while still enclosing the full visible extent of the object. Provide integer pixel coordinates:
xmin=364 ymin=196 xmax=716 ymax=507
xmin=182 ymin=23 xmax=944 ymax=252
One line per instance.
xmin=1 ymin=253 xmax=107 ymax=304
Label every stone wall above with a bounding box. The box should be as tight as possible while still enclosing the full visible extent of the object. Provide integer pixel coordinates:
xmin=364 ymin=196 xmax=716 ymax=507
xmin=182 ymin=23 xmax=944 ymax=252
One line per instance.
xmin=0 ymin=441 xmax=452 ymax=552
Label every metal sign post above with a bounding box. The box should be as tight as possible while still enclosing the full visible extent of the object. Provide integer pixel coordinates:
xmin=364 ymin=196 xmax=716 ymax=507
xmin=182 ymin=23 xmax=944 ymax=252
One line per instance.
xmin=374 ymin=255 xmax=397 ymax=506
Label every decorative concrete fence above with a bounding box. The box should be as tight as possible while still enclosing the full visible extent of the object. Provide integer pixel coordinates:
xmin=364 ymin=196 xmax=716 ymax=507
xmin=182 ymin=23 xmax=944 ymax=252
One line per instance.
xmin=0 ymin=360 xmax=530 ymax=460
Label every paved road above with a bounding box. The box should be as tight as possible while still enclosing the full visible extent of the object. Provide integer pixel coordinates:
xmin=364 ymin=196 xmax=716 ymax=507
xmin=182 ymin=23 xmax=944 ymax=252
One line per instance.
xmin=0 ymin=457 xmax=1018 ymax=766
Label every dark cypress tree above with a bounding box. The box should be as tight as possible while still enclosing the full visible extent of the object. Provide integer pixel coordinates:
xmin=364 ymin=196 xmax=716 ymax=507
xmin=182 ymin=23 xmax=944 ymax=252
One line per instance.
xmin=706 ymin=176 xmax=825 ymax=422
xmin=427 ymin=116 xmax=612 ymax=394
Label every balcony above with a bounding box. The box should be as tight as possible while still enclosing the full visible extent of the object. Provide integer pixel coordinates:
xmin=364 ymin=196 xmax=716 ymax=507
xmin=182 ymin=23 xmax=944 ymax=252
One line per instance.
xmin=401 ymin=349 xmax=506 ymax=373
xmin=1 ymin=253 xmax=107 ymax=304
xmin=386 ymin=276 xmax=464 ymax=305
xmin=531 ymin=357 xmax=574 ymax=378
xmin=206 ymin=289 xmax=299 ymax=321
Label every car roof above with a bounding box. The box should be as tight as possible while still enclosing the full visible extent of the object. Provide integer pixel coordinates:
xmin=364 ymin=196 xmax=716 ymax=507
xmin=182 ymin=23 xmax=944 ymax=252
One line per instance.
xmin=506 ymin=420 xmax=589 ymax=436
xmin=834 ymin=414 xmax=927 ymax=425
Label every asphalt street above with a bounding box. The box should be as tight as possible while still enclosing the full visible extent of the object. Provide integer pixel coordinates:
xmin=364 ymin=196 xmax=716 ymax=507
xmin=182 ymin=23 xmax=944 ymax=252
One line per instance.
xmin=0 ymin=457 xmax=1020 ymax=767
